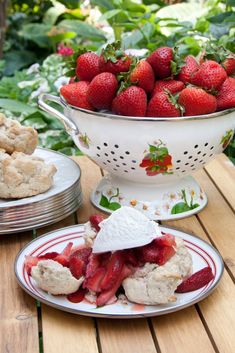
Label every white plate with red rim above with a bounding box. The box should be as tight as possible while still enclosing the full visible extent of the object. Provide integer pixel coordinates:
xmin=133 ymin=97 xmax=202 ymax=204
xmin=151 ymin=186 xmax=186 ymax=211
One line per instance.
xmin=14 ymin=224 xmax=224 ymax=318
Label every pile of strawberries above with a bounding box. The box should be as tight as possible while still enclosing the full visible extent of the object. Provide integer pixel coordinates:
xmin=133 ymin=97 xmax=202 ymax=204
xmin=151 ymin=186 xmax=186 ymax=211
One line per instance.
xmin=25 ymin=214 xmax=214 ymax=306
xmin=60 ymin=42 xmax=235 ymax=117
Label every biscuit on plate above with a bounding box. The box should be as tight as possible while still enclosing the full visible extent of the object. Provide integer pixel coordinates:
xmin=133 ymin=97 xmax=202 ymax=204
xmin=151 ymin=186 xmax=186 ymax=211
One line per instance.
xmin=0 ymin=149 xmax=57 ymax=199
xmin=0 ymin=113 xmax=38 ymax=154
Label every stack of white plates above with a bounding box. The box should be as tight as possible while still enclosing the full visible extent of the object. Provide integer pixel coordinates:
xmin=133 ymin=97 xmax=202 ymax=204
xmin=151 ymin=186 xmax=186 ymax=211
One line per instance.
xmin=0 ymin=148 xmax=82 ymax=234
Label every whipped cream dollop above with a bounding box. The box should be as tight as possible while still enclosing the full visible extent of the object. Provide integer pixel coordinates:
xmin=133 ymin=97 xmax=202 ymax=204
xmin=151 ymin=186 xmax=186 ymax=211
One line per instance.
xmin=92 ymin=206 xmax=161 ymax=253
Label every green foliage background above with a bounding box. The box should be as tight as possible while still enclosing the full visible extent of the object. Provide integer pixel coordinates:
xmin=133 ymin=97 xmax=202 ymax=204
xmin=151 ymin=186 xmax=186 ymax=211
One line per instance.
xmin=0 ymin=0 xmax=234 ymax=160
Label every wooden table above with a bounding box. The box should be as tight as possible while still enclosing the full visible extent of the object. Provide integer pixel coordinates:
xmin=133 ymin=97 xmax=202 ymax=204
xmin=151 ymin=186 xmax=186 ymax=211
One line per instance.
xmin=1 ymin=154 xmax=235 ymax=353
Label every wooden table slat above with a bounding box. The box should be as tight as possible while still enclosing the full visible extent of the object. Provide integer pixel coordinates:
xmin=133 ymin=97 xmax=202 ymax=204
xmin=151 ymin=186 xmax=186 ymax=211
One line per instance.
xmin=0 ymin=233 xmax=40 ymax=353
xmin=194 ymin=169 xmax=235 ymax=278
xmin=164 ymin=216 xmax=235 ymax=353
xmin=204 ymin=154 xmax=235 ymax=212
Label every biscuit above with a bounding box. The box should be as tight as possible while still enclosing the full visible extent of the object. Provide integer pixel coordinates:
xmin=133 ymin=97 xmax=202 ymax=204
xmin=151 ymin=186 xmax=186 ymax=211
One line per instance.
xmin=0 ymin=113 xmax=38 ymax=154
xmin=0 ymin=149 xmax=57 ymax=199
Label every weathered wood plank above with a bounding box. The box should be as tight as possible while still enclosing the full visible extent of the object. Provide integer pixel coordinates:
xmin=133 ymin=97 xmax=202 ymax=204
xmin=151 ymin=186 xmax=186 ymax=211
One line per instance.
xmin=0 ymin=232 xmax=39 ymax=353
xmin=204 ymin=154 xmax=235 ymax=212
xmin=194 ymin=169 xmax=235 ymax=277
xmin=98 ymin=319 xmax=157 ymax=353
xmin=164 ymin=216 xmax=235 ymax=353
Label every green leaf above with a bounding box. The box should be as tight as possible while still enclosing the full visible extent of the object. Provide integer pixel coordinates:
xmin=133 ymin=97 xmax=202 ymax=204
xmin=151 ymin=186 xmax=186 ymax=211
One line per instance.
xmin=99 ymin=9 xmax=122 ymax=21
xmin=208 ymin=12 xmax=234 ymax=24
xmin=20 ymin=23 xmax=52 ymax=48
xmin=58 ymin=20 xmax=106 ymax=41
xmin=171 ymin=202 xmax=191 ymax=214
xmin=90 ymin=0 xmax=114 ymax=11
xmin=108 ymin=202 xmax=121 ymax=211
xmin=43 ymin=3 xmax=66 ymax=25
xmin=0 ymin=99 xmax=36 ymax=113
xmin=2 ymin=50 xmax=37 ymax=76
xmin=22 ymin=112 xmax=48 ymax=130
xmin=149 ymin=145 xmax=157 ymax=153
xmin=191 ymin=203 xmax=200 ymax=210
xmin=99 ymin=194 xmax=110 ymax=208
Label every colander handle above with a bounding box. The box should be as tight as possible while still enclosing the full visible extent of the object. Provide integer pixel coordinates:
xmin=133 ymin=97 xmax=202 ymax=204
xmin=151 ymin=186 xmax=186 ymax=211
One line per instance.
xmin=38 ymin=93 xmax=78 ymax=136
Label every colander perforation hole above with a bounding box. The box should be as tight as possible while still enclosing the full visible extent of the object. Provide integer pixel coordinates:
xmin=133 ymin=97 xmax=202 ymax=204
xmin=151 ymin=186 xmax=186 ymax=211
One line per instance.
xmin=210 ymin=146 xmax=214 ymax=150
xmin=113 ymin=168 xmax=117 ymax=171
xmin=204 ymin=142 xmax=208 ymax=146
xmin=107 ymin=160 xmax=111 ymax=163
xmin=197 ymin=151 xmax=201 ymax=155
xmin=122 ymin=163 xmax=127 ymax=166
xmin=194 ymin=158 xmax=198 ymax=162
xmin=97 ymin=146 xmax=101 ymax=150
xmin=104 ymin=142 xmax=108 ymax=146
xmin=116 ymin=164 xmax=120 ymax=168
xmin=188 ymin=156 xmax=193 ymax=159
xmin=113 ymin=158 xmax=117 ymax=162
xmin=131 ymin=167 xmax=136 ymax=170
xmin=105 ymin=153 xmax=108 ymax=157
xmin=114 ymin=144 xmax=119 ymax=148
xmin=103 ymin=162 xmax=107 ymax=165
xmin=96 ymin=153 xmax=100 ymax=157
xmin=184 ymin=151 xmax=188 ymax=155
xmin=111 ymin=151 xmax=115 ymax=155
xmin=120 ymin=156 xmax=124 ymax=159
xmin=124 ymin=170 xmax=128 ymax=173
xmin=191 ymin=164 xmax=195 ymax=168
xmin=185 ymin=162 xmax=189 ymax=166
xmin=132 ymin=160 xmax=137 ymax=163
xmin=203 ymin=153 xmax=206 ymax=157
xmin=194 ymin=144 xmax=198 ymax=148
xmin=209 ymin=153 xmax=213 ymax=157
xmin=177 ymin=160 xmax=181 ymax=163
xmin=125 ymin=151 xmax=130 ymax=155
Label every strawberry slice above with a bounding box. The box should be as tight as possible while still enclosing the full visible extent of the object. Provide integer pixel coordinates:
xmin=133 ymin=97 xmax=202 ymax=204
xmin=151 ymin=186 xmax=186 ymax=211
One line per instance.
xmin=70 ymin=247 xmax=92 ymax=270
xmin=38 ymin=252 xmax=59 ymax=260
xmin=61 ymin=242 xmax=73 ymax=256
xmin=24 ymin=256 xmax=40 ymax=275
xmin=89 ymin=214 xmax=104 ymax=231
xmin=124 ymin=249 xmax=139 ymax=267
xmin=54 ymin=254 xmax=70 ymax=267
xmin=176 ymin=267 xmax=214 ymax=293
xmin=137 ymin=243 xmax=160 ymax=263
xmin=85 ymin=254 xmax=101 ymax=278
xmin=67 ymin=288 xmax=87 ymax=303
xmin=83 ymin=267 xmax=106 ymax=292
xmin=156 ymin=246 xmax=176 ymax=266
xmin=154 ymin=233 xmax=176 ymax=247
xmin=69 ymin=257 xmax=84 ymax=279
xmin=100 ymin=251 xmax=125 ymax=291
xmin=96 ymin=265 xmax=132 ymax=307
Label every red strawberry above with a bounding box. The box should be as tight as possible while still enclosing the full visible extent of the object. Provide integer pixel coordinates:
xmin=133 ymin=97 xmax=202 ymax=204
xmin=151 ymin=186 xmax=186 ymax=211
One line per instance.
xmin=99 ymin=55 xmax=131 ymax=74
xmin=147 ymin=91 xmax=181 ymax=117
xmin=89 ymin=214 xmax=104 ymax=231
xmin=178 ymin=87 xmax=217 ymax=116
xmin=60 ymin=82 xmax=94 ymax=110
xmin=112 ymin=86 xmax=147 ymax=117
xmin=38 ymin=252 xmax=59 ymax=260
xmin=100 ymin=251 xmax=125 ymax=291
xmin=216 ymin=77 xmax=235 ymax=110
xmin=146 ymin=167 xmax=166 ymax=176
xmin=69 ymin=257 xmax=84 ymax=279
xmin=191 ymin=60 xmax=227 ymax=90
xmin=24 ymin=256 xmax=40 ymax=275
xmin=96 ymin=265 xmax=132 ymax=307
xmin=76 ymin=52 xmax=100 ymax=81
xmin=139 ymin=244 xmax=160 ymax=263
xmin=130 ymin=60 xmax=155 ymax=92
xmin=88 ymin=72 xmax=118 ymax=110
xmin=155 ymin=155 xmax=172 ymax=167
xmin=61 ymin=242 xmax=73 ymax=256
xmin=67 ymin=288 xmax=86 ymax=303
xmin=154 ymin=233 xmax=176 ymax=247
xmin=124 ymin=249 xmax=139 ymax=267
xmin=54 ymin=254 xmax=70 ymax=267
xmin=223 ymin=57 xmax=235 ymax=76
xmin=176 ymin=266 xmax=214 ymax=293
xmin=70 ymin=247 xmax=92 ymax=263
xmin=156 ymin=246 xmax=176 ymax=266
xmin=177 ymin=55 xmax=199 ymax=84
xmin=139 ymin=156 xmax=156 ymax=168
xmin=84 ymin=267 xmax=106 ymax=292
xmin=85 ymin=254 xmax=100 ymax=279
xmin=152 ymin=79 xmax=184 ymax=97
xmin=99 ymin=42 xmax=131 ymax=74
xmin=147 ymin=47 xmax=173 ymax=79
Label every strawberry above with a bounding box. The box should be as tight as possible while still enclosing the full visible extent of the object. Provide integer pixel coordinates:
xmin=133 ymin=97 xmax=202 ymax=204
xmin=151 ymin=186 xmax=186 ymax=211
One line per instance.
xmin=88 ymin=72 xmax=118 ymax=110
xmin=84 ymin=267 xmax=106 ymax=292
xmin=152 ymin=79 xmax=184 ymax=97
xmin=178 ymin=87 xmax=217 ymax=116
xmin=147 ymin=47 xmax=173 ymax=79
xmin=96 ymin=265 xmax=132 ymax=307
xmin=100 ymin=251 xmax=125 ymax=291
xmin=139 ymin=156 xmax=157 ymax=169
xmin=176 ymin=266 xmax=214 ymax=293
xmin=60 ymin=81 xmax=94 ymax=110
xmin=177 ymin=55 xmax=199 ymax=84
xmin=130 ymin=60 xmax=155 ymax=93
xmin=112 ymin=86 xmax=147 ymax=117
xmin=124 ymin=249 xmax=139 ymax=267
xmin=61 ymin=242 xmax=74 ymax=256
xmin=69 ymin=257 xmax=84 ymax=279
xmin=223 ymin=57 xmax=235 ymax=76
xmin=154 ymin=233 xmax=176 ymax=247
xmin=146 ymin=167 xmax=166 ymax=176
xmin=70 ymin=247 xmax=92 ymax=265
xmin=67 ymin=288 xmax=86 ymax=303
xmin=216 ymin=77 xmax=235 ymax=110
xmin=191 ymin=60 xmax=227 ymax=90
xmin=199 ymin=44 xmax=235 ymax=76
xmin=138 ymin=244 xmax=160 ymax=263
xmin=76 ymin=52 xmax=100 ymax=81
xmin=156 ymin=246 xmax=176 ymax=266
xmin=89 ymin=214 xmax=104 ymax=231
xmin=147 ymin=91 xmax=181 ymax=117
xmin=85 ymin=254 xmax=100 ymax=279
xmin=38 ymin=252 xmax=59 ymax=260
xmin=99 ymin=42 xmax=131 ymax=74
xmin=24 ymin=256 xmax=40 ymax=275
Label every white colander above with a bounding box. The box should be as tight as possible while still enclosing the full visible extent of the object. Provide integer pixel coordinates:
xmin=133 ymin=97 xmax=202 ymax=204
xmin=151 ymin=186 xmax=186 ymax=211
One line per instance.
xmin=39 ymin=93 xmax=235 ymax=220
